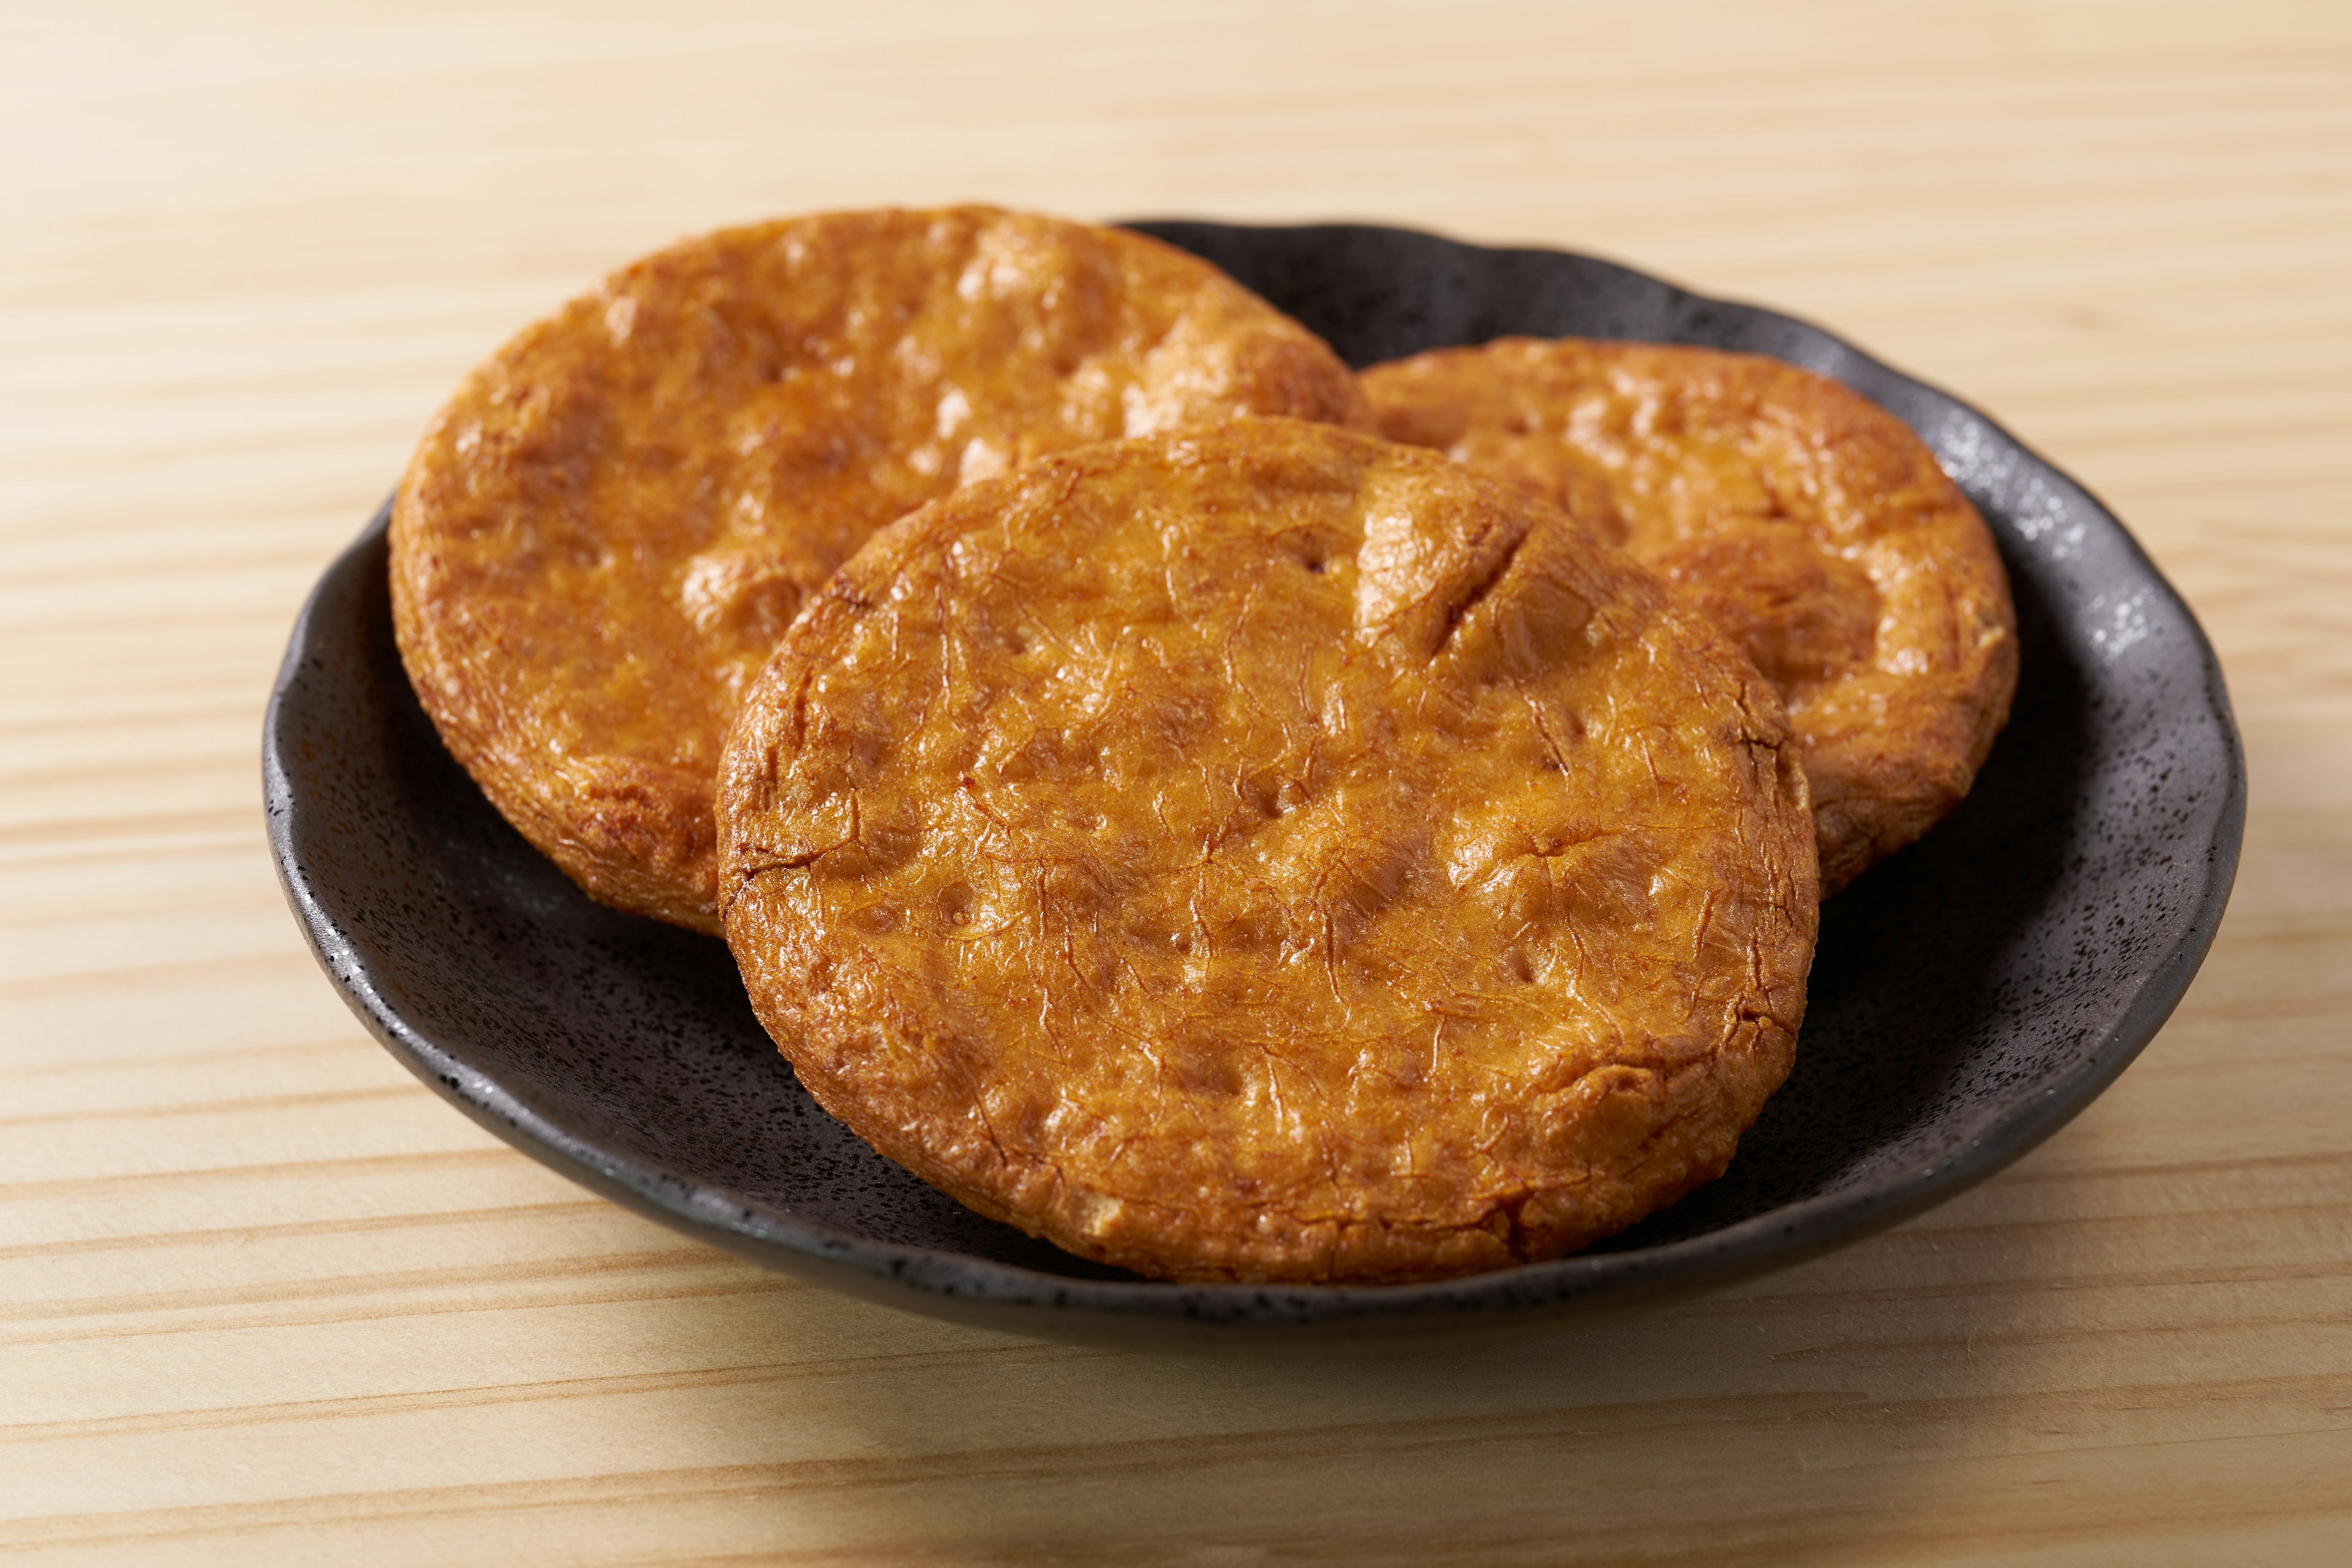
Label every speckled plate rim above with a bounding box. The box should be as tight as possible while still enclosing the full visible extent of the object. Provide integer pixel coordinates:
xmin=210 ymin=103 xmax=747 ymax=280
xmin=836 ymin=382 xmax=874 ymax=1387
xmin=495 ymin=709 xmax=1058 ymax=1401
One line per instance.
xmin=265 ymin=220 xmax=2245 ymax=1346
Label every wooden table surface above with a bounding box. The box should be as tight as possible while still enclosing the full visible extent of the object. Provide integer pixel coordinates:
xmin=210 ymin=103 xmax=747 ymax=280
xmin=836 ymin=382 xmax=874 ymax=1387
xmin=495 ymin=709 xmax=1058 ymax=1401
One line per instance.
xmin=6 ymin=2 xmax=2349 ymax=1561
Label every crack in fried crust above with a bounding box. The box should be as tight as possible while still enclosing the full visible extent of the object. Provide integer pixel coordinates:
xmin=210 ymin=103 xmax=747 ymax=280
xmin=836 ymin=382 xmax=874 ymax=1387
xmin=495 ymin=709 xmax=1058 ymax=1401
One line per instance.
xmin=719 ymin=420 xmax=1819 ymax=1284
xmin=391 ymin=207 xmax=1376 ymax=932
xmin=1360 ymin=339 xmax=2018 ymax=894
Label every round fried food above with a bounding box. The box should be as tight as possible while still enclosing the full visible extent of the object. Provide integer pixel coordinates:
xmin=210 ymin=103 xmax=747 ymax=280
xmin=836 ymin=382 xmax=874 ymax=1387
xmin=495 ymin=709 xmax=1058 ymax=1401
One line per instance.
xmin=392 ymin=207 xmax=1374 ymax=932
xmin=1360 ymin=339 xmax=2017 ymax=894
xmin=718 ymin=419 xmax=1818 ymax=1284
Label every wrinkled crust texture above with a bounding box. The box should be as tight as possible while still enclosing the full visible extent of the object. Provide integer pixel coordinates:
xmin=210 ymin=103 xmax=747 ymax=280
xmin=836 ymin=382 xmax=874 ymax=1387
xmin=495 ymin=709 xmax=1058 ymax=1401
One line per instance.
xmin=391 ymin=206 xmax=1376 ymax=932
xmin=718 ymin=420 xmax=1819 ymax=1284
xmin=1360 ymin=339 xmax=2018 ymax=894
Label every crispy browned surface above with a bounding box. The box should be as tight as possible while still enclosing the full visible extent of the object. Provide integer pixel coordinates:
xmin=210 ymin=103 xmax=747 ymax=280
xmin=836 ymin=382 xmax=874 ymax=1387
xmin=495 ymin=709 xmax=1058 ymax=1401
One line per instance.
xmin=1361 ymin=339 xmax=2018 ymax=894
xmin=718 ymin=420 xmax=1818 ymax=1284
xmin=391 ymin=208 xmax=1374 ymax=932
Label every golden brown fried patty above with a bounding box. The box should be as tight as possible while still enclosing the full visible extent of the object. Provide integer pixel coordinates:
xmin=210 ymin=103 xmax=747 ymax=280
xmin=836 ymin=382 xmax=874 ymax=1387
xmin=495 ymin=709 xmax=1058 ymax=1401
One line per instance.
xmin=1360 ymin=339 xmax=2017 ymax=894
xmin=718 ymin=420 xmax=1818 ymax=1284
xmin=391 ymin=207 xmax=1374 ymax=932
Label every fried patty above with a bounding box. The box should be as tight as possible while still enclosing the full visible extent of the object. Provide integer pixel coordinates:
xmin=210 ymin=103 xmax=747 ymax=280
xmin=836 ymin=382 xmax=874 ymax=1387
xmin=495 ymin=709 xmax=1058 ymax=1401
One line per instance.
xmin=718 ymin=420 xmax=1818 ymax=1284
xmin=1360 ymin=339 xmax=2017 ymax=893
xmin=391 ymin=207 xmax=1374 ymax=932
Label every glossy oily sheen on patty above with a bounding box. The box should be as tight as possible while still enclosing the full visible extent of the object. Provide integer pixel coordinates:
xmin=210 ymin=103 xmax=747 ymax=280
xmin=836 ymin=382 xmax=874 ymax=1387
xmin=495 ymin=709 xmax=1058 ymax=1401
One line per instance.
xmin=1361 ymin=339 xmax=2017 ymax=894
xmin=391 ymin=207 xmax=1374 ymax=932
xmin=718 ymin=420 xmax=1819 ymax=1284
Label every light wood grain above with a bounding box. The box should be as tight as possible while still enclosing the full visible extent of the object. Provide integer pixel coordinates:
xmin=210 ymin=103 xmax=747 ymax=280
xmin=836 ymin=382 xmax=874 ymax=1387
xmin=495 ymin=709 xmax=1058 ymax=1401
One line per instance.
xmin=4 ymin=1 xmax=2350 ymax=1561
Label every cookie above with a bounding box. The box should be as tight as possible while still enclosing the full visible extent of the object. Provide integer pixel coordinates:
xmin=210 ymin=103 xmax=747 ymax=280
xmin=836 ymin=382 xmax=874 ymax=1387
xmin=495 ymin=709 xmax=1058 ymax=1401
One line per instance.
xmin=391 ymin=206 xmax=1374 ymax=932
xmin=718 ymin=419 xmax=1817 ymax=1284
xmin=1360 ymin=339 xmax=2017 ymax=893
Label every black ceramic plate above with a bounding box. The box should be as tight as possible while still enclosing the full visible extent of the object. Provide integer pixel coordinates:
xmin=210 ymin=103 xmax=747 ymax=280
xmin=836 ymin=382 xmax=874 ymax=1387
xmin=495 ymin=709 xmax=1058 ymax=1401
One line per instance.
xmin=265 ymin=221 xmax=2244 ymax=1346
